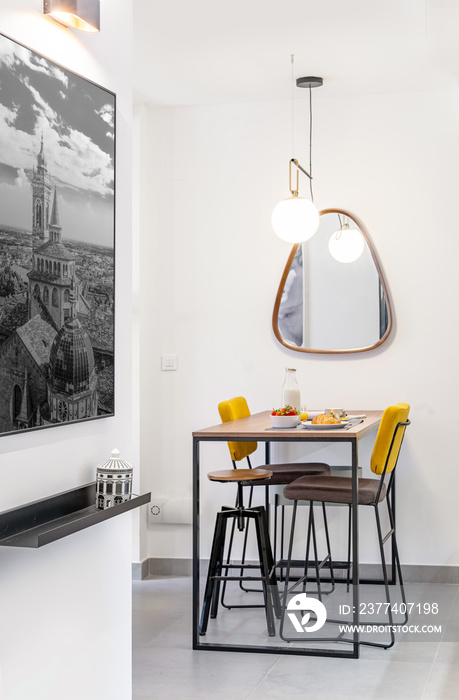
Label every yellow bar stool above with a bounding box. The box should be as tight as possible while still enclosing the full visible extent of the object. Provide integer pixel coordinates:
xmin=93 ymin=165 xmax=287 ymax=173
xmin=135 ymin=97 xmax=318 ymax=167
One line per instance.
xmin=199 ymin=467 xmax=282 ymax=637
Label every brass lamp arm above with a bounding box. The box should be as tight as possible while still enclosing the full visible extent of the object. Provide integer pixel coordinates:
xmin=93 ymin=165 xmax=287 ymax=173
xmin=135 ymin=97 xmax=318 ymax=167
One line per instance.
xmin=289 ymin=158 xmax=312 ymax=197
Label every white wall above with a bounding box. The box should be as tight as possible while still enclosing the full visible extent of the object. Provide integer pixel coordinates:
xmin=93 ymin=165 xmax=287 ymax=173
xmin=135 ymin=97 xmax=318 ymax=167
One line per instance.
xmin=138 ymin=85 xmax=459 ymax=568
xmin=0 ymin=3 xmax=135 ymax=699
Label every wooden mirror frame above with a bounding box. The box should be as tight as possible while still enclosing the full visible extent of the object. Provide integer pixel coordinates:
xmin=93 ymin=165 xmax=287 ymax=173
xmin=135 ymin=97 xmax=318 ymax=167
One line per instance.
xmin=272 ymin=208 xmax=393 ymax=354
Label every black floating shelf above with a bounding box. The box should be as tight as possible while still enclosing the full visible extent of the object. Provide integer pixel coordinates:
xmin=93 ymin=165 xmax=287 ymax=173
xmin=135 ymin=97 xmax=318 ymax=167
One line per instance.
xmin=0 ymin=483 xmax=151 ymax=548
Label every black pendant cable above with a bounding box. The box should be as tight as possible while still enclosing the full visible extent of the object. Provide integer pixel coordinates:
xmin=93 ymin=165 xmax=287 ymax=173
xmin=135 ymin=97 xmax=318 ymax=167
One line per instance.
xmin=296 ymin=75 xmax=323 ymax=204
xmin=291 ymin=54 xmax=295 ymax=162
xmin=308 ymin=84 xmax=313 ymax=202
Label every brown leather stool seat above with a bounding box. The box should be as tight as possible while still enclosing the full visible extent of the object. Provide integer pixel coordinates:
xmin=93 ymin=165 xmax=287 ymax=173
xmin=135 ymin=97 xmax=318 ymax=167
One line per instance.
xmin=284 ymin=475 xmax=387 ymax=505
xmin=245 ymin=462 xmax=330 ymax=486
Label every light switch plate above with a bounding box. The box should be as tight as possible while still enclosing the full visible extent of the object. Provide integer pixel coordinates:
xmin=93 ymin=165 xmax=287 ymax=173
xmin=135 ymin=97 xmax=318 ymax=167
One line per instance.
xmin=161 ymin=354 xmax=178 ymax=371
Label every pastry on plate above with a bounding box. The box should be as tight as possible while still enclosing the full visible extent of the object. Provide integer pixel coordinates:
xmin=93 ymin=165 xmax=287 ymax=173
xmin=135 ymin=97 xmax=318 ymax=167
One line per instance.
xmin=311 ymin=413 xmax=342 ymax=425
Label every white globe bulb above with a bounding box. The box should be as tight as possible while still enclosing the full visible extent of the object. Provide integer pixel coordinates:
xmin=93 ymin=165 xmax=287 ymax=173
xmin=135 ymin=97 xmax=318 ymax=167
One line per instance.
xmin=271 ymin=196 xmax=320 ymax=243
xmin=328 ymin=227 xmax=365 ymax=263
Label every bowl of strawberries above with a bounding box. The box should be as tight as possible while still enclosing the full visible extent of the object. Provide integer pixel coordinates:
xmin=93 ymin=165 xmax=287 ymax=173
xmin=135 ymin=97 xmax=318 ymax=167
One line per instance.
xmin=270 ymin=405 xmax=300 ymax=429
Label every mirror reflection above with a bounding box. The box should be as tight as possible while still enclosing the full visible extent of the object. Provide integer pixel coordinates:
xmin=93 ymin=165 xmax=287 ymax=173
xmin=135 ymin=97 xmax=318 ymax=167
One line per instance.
xmin=273 ymin=209 xmax=392 ymax=354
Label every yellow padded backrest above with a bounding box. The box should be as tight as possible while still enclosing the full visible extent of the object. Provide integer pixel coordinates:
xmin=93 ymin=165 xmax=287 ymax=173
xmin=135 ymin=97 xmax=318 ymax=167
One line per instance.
xmin=218 ymin=397 xmax=258 ymax=463
xmin=371 ymin=403 xmax=410 ymax=476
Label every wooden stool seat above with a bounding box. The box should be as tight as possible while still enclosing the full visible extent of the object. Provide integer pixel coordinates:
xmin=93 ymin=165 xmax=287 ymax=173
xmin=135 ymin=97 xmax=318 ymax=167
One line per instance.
xmin=208 ymin=468 xmax=272 ymax=482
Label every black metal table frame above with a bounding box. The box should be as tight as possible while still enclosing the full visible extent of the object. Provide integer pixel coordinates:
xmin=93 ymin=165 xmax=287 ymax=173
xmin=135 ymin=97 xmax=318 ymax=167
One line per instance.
xmin=193 ymin=431 xmax=372 ymax=659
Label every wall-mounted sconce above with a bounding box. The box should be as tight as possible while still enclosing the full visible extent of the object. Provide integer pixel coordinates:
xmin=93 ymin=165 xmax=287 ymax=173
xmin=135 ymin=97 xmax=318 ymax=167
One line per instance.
xmin=43 ymin=0 xmax=100 ymax=33
xmin=272 ymin=73 xmax=323 ymax=244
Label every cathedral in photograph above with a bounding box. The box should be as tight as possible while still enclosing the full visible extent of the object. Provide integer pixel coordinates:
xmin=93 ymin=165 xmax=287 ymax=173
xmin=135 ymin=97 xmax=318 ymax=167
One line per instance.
xmin=0 ymin=136 xmax=114 ymax=434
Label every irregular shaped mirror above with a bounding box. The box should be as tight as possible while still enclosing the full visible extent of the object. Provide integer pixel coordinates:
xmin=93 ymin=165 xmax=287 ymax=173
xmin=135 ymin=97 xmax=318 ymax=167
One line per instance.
xmin=273 ymin=209 xmax=392 ymax=354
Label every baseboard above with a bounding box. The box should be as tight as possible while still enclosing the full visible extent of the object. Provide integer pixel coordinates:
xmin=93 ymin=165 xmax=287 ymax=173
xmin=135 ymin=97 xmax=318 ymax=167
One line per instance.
xmin=132 ymin=557 xmax=192 ymax=579
xmin=132 ymin=558 xmax=459 ymax=584
xmin=396 ymin=565 xmax=459 ymax=585
xmin=132 ymin=559 xmax=150 ymax=581
xmin=315 ymin=563 xmax=459 ymax=585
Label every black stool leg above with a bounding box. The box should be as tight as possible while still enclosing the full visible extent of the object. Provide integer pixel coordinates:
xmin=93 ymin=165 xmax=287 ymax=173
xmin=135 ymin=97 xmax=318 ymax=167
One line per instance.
xmin=252 ymin=509 xmax=276 ymax=636
xmin=392 ymin=532 xmax=408 ymax=624
xmin=279 ymin=500 xmax=298 ymax=641
xmin=385 ymin=490 xmax=408 ymax=624
xmin=310 ymin=504 xmax=323 ymax=601
xmin=280 ymin=504 xmax=286 ymax=580
xmin=273 ymin=493 xmax=279 ymax=575
xmin=302 ymin=501 xmax=314 ymax=593
xmin=220 ymin=485 xmax=254 ymax=607
xmin=210 ymin=510 xmax=229 ymax=619
xmin=322 ymin=502 xmax=336 ymax=591
xmin=219 ymin=515 xmax=237 ymax=609
xmin=238 ymin=486 xmax=263 ymax=594
xmin=302 ymin=502 xmax=335 ymax=597
xmin=199 ymin=511 xmax=227 ymax=635
xmin=346 ymin=504 xmax=352 ymax=591
xmin=373 ymin=504 xmax=395 ymax=648
xmin=256 ymin=505 xmax=281 ymax=618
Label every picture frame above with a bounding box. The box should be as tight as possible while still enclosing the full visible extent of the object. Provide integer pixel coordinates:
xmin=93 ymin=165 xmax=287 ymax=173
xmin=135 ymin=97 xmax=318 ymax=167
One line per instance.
xmin=0 ymin=32 xmax=115 ymax=437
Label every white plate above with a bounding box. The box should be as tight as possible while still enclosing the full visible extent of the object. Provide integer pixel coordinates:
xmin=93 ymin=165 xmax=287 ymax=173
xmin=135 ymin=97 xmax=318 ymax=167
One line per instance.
xmin=303 ymin=412 xmax=366 ymax=422
xmin=301 ymin=421 xmax=349 ymax=430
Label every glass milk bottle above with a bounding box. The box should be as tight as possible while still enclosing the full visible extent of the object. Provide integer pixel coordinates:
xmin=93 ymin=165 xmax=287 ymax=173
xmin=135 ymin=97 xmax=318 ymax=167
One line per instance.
xmin=282 ymin=368 xmax=301 ymax=410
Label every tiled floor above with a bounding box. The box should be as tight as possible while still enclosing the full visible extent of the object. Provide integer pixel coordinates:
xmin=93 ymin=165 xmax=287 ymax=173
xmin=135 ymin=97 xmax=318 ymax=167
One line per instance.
xmin=133 ymin=577 xmax=459 ymax=699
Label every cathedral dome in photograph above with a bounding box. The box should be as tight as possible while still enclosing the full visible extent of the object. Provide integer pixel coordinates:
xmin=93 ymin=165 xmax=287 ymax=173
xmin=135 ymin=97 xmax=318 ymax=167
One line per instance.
xmin=49 ymin=317 xmax=96 ymax=395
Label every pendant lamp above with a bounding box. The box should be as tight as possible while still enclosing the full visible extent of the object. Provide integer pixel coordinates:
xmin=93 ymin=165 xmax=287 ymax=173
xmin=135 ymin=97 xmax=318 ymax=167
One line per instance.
xmin=272 ymin=75 xmax=323 ymax=243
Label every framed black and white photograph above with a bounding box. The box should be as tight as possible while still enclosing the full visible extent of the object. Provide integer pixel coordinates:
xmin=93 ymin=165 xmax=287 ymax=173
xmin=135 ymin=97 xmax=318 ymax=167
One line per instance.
xmin=0 ymin=32 xmax=115 ymax=436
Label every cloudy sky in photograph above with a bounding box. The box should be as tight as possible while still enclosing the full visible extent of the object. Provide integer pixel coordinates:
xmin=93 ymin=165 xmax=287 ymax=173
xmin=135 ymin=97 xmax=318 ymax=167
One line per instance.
xmin=0 ymin=33 xmax=115 ymax=247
